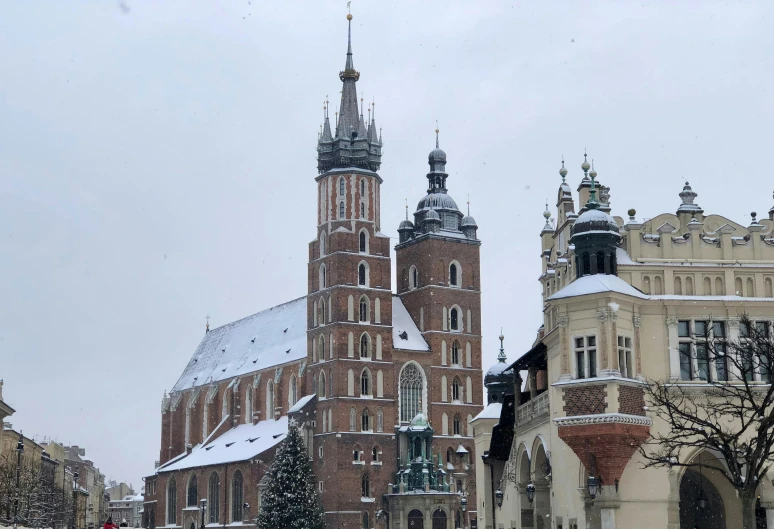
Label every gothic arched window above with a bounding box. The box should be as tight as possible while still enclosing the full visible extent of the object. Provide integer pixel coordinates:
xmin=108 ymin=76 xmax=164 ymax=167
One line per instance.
xmin=361 ymin=369 xmax=371 ymax=396
xmin=360 ymin=202 xmax=365 ymax=218
xmin=359 ymin=231 xmax=367 ymax=252
xmin=339 ymin=201 xmax=345 ymax=219
xmin=361 ymin=474 xmax=370 ymax=497
xmin=167 ymin=477 xmax=177 ymax=525
xmin=339 ymin=178 xmax=345 ymax=195
xmin=359 ymin=296 xmax=369 ymax=322
xmin=450 ymin=308 xmax=459 ymax=331
xmin=451 ymin=341 xmax=460 ymax=365
xmin=318 ymin=371 xmax=327 ymax=399
xmin=289 ymin=375 xmax=297 ymax=407
xmin=452 ymin=378 xmax=461 ymax=401
xmin=360 ymin=333 xmax=370 ymax=358
xmin=266 ymin=381 xmax=274 ymax=421
xmin=208 ymin=473 xmax=219 ymax=523
xmin=450 ymin=263 xmax=459 ymax=286
xmin=360 ymin=179 xmax=365 ymax=196
xmin=410 ymin=265 xmax=418 ymax=289
xmin=399 ymin=363 xmax=424 ymax=423
xmin=350 ymin=407 xmax=356 ymax=431
xmin=187 ymin=475 xmax=197 ymax=507
xmin=358 ymin=263 xmax=367 ymax=286
xmin=231 ymin=471 xmax=243 ymax=522
xmin=453 ymin=413 xmax=461 ymax=435
xmin=361 ymin=408 xmax=371 ymax=431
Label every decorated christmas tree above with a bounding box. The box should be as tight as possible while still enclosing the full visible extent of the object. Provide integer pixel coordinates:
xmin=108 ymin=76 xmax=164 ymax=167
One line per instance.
xmin=256 ymin=423 xmax=326 ymax=529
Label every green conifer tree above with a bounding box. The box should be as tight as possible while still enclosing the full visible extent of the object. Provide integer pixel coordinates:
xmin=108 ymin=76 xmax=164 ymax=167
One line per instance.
xmin=256 ymin=424 xmax=325 ymax=529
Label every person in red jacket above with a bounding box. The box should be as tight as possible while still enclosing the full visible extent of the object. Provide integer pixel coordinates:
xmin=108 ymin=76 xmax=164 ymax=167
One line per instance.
xmin=104 ymin=517 xmax=118 ymax=529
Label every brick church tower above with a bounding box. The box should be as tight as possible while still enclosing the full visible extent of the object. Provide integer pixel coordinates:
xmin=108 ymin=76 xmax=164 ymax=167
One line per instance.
xmin=299 ymin=15 xmax=483 ymax=529
xmin=305 ymin=13 xmax=397 ymax=529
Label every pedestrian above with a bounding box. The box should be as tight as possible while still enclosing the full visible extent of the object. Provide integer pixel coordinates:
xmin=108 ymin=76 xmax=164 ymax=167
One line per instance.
xmin=104 ymin=517 xmax=118 ymax=529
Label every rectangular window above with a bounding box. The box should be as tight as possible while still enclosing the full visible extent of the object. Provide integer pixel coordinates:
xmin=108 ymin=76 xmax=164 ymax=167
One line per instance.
xmin=319 ymin=481 xmax=324 ymax=493
xmin=696 ymin=344 xmax=709 ymax=381
xmin=678 ymin=320 xmax=727 ymax=382
xmin=574 ymin=336 xmax=597 ymax=379
xmin=679 ymin=343 xmax=692 ymax=380
xmin=715 ymin=344 xmax=728 ymax=381
xmin=617 ymin=336 xmax=633 ymax=378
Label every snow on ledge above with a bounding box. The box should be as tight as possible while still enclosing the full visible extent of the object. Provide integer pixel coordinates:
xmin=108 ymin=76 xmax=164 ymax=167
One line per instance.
xmin=392 ymin=296 xmax=430 ymax=351
xmin=548 ymin=274 xmax=647 ymax=301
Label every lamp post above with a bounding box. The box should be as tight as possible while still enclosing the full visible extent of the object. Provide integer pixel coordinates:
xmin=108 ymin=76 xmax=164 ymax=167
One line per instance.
xmin=495 ymin=488 xmax=504 ymax=509
xmin=586 ymin=476 xmax=599 ymax=501
xmin=13 ymin=432 xmax=24 ymax=529
xmin=199 ymin=498 xmax=207 ymax=529
xmin=73 ymin=470 xmax=80 ymax=529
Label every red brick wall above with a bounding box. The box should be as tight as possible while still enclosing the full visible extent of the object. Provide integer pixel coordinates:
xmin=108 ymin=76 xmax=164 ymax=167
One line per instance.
xmin=618 ymin=386 xmax=645 ymax=416
xmin=562 ymin=385 xmax=607 ymax=416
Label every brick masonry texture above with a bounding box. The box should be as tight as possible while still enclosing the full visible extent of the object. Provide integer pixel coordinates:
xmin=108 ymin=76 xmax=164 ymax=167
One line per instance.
xmin=562 ymin=385 xmax=607 ymax=416
xmin=618 ymin=385 xmax=646 ymax=416
xmin=558 ymin=423 xmax=650 ymax=483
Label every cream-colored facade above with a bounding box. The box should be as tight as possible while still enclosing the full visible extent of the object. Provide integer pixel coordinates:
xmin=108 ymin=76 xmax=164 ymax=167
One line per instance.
xmin=474 ymin=163 xmax=774 ymax=529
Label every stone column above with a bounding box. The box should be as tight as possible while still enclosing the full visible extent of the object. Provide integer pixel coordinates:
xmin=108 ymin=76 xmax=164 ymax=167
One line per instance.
xmin=666 ymin=317 xmax=680 ymax=380
xmin=558 ymin=315 xmax=571 ymax=381
xmin=600 ymin=508 xmax=615 ymax=529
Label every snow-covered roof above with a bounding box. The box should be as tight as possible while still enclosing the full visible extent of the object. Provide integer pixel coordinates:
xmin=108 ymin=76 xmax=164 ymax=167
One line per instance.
xmin=392 ymin=296 xmax=430 ymax=351
xmin=158 ymin=416 xmax=288 ymax=473
xmin=172 ymin=298 xmax=306 ymax=391
xmin=472 ymin=402 xmax=502 ymax=421
xmin=548 ymin=274 xmax=647 ymax=301
xmin=288 ymin=394 xmax=315 ymax=414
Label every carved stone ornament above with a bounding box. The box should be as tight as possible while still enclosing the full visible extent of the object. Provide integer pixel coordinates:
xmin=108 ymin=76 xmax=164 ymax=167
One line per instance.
xmin=597 ymin=309 xmax=610 ymax=322
xmin=633 ymin=314 xmax=642 ymax=328
xmin=728 ymin=318 xmax=740 ymax=329
xmin=666 ymin=317 xmax=679 ymax=328
xmin=557 ymin=315 xmax=570 ymax=328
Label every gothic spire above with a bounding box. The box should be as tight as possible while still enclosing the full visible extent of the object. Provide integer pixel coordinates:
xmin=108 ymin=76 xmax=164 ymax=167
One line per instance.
xmin=317 ymin=12 xmax=382 ymax=174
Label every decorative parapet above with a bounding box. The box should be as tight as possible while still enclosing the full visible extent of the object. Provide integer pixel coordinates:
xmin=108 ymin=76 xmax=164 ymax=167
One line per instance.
xmin=553 ymin=413 xmax=652 ymax=428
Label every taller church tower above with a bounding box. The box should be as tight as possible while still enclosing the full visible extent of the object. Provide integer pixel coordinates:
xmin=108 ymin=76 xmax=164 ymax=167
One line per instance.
xmin=306 ymin=14 xmax=396 ymax=529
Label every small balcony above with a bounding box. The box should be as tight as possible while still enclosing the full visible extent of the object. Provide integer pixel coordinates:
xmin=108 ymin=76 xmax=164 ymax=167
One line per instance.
xmin=516 ymin=390 xmax=550 ymax=431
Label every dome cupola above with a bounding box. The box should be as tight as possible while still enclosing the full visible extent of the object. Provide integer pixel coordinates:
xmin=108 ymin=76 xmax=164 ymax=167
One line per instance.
xmin=484 ymin=333 xmax=515 ymax=404
xmin=570 ymin=156 xmax=621 ymax=277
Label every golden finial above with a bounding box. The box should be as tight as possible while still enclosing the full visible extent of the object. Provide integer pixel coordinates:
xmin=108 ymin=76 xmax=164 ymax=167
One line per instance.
xmin=347 ymin=1 xmax=352 ymax=19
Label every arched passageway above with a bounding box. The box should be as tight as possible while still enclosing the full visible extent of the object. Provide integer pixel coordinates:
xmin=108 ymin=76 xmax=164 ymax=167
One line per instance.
xmin=408 ymin=509 xmax=424 ymax=529
xmin=679 ymin=467 xmax=725 ymax=529
xmin=432 ymin=509 xmax=446 ymax=529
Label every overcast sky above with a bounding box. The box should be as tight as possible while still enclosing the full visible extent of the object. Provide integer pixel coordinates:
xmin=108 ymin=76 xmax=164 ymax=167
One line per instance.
xmin=1 ymin=0 xmax=772 ymax=489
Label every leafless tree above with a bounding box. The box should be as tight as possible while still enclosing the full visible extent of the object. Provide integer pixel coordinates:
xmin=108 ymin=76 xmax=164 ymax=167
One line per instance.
xmin=639 ymin=315 xmax=774 ymax=529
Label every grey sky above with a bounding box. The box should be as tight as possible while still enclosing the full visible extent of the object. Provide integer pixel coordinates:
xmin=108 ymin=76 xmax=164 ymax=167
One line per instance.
xmin=1 ymin=0 xmax=772 ymax=489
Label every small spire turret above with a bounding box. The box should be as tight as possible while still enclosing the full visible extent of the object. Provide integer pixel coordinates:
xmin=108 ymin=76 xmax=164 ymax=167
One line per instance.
xmin=497 ymin=331 xmax=507 ymax=363
xmin=559 ymin=158 xmax=568 ymax=183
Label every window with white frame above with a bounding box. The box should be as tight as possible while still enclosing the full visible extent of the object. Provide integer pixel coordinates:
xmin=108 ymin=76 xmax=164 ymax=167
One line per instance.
xmin=617 ymin=336 xmax=633 ymax=378
xmin=339 ymin=201 xmax=345 ymax=219
xmin=678 ymin=320 xmax=727 ymax=381
xmin=453 ymin=414 xmax=461 ymax=436
xmin=359 ymin=296 xmax=369 ymax=322
xmin=451 ymin=340 xmax=460 ymax=365
xmin=739 ymin=320 xmax=772 ymax=382
xmin=574 ymin=336 xmax=597 ymax=379
xmin=409 ymin=265 xmax=419 ymax=290
xmin=450 ymin=307 xmax=460 ymax=332
xmin=449 ymin=262 xmax=460 ymax=287
xmin=361 ymin=409 xmax=371 ymax=431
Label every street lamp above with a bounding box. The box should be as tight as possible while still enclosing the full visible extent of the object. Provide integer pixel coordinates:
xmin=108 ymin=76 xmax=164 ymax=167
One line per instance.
xmin=73 ymin=470 xmax=80 ymax=529
xmin=525 ymin=482 xmax=536 ymax=505
xmin=460 ymin=494 xmax=467 ymax=512
xmin=586 ymin=476 xmax=599 ymax=501
xmin=495 ymin=489 xmax=504 ymax=509
xmin=199 ymin=498 xmax=207 ymax=529
xmin=13 ymin=432 xmax=24 ymax=529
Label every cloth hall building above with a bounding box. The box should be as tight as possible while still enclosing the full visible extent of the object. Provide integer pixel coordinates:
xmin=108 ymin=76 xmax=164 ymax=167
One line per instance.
xmin=472 ymin=160 xmax=774 ymax=529
xmin=144 ymin=14 xmax=483 ymax=529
